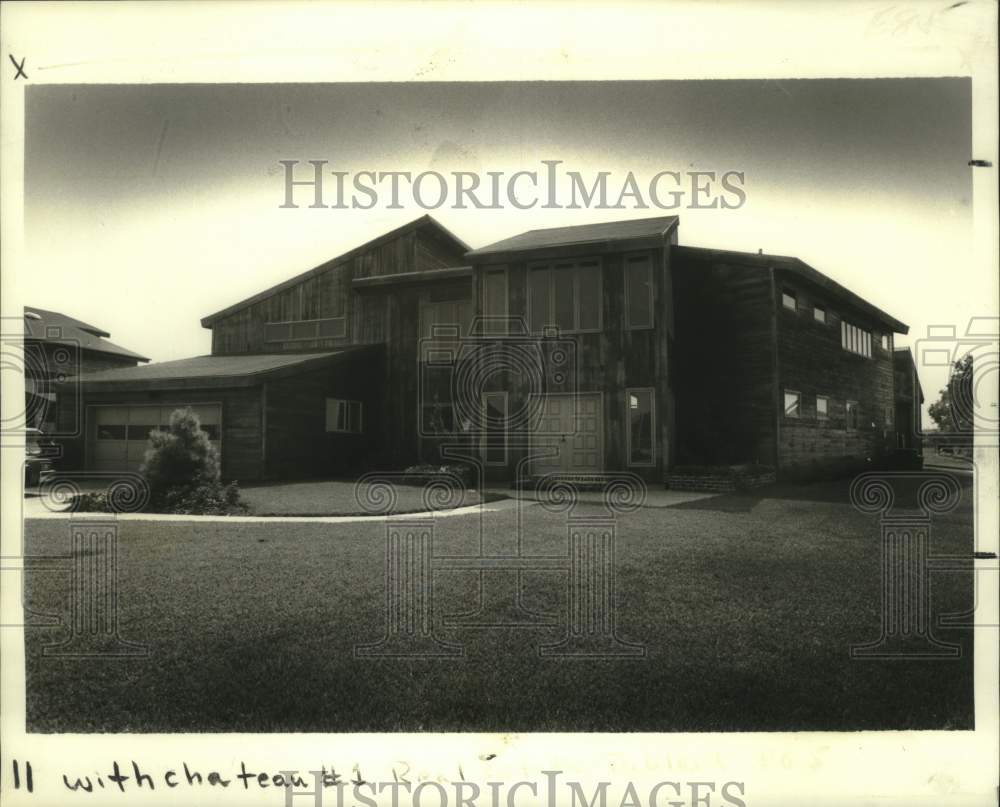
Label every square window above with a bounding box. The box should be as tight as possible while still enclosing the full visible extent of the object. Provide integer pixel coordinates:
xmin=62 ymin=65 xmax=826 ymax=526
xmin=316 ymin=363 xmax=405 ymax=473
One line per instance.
xmin=326 ymin=399 xmax=363 ymax=434
xmin=816 ymin=395 xmax=829 ymax=419
xmin=814 ymin=306 xmax=826 ymax=323
xmin=782 ymin=290 xmax=797 ymax=310
xmin=784 ymin=390 xmax=801 ymax=418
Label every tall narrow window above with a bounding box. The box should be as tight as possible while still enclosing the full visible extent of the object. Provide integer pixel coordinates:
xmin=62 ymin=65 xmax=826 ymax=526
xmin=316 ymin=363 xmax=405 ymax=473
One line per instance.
xmin=553 ymin=265 xmax=575 ymax=332
xmin=528 ymin=268 xmax=550 ymax=333
xmin=816 ymin=395 xmax=829 ymax=420
xmin=626 ymin=388 xmax=655 ymax=466
xmin=577 ymin=262 xmax=602 ymax=331
xmin=625 ymin=256 xmax=654 ymax=329
xmin=483 ymin=269 xmax=507 ymax=335
xmin=845 ymin=400 xmax=859 ymax=430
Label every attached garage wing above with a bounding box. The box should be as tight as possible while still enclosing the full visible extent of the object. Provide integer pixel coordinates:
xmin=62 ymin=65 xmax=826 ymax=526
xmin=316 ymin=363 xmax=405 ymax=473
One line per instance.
xmin=89 ymin=404 xmax=222 ymax=472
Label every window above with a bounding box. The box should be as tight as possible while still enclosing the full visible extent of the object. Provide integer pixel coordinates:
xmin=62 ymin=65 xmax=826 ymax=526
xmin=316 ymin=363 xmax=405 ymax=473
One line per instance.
xmin=884 ymin=405 xmax=893 ymax=426
xmin=625 ymin=255 xmax=654 ymax=329
xmin=126 ymin=423 xmax=160 ymax=440
xmin=880 ymin=333 xmax=890 ymax=351
xmin=265 ymin=317 xmax=346 ymax=343
xmin=626 ymin=388 xmax=655 ymax=466
xmin=841 ymin=321 xmax=872 ymax=358
xmin=784 ymin=390 xmax=801 ymax=418
xmin=846 ymin=400 xmax=859 ymax=430
xmin=482 ymin=269 xmax=508 ymax=335
xmin=528 ymin=260 xmax=602 ymax=333
xmin=325 ymin=399 xmax=363 ymax=434
xmin=97 ymin=424 xmax=126 ymax=440
xmin=482 ymin=392 xmax=508 ymax=465
xmin=816 ymin=395 xmax=829 ymax=420
xmin=782 ymin=290 xmax=797 ymax=311
xmin=814 ymin=305 xmax=826 ymax=324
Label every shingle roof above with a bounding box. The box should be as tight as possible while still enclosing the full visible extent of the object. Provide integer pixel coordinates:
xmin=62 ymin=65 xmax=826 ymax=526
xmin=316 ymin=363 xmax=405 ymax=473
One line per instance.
xmin=467 ymin=215 xmax=679 ymax=258
xmin=68 ymin=348 xmax=375 ymax=389
xmin=24 ymin=306 xmax=150 ymax=362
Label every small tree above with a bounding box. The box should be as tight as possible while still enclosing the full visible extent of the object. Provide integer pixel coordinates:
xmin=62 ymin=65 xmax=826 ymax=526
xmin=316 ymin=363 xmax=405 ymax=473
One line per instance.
xmin=140 ymin=407 xmax=242 ymax=514
xmin=928 ymin=354 xmax=974 ymax=435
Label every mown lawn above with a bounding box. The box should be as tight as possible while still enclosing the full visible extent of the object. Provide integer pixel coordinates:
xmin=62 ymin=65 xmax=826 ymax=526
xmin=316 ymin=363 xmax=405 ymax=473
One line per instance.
xmin=23 ymin=475 xmax=975 ymax=732
xmin=238 ymin=478 xmax=499 ymax=516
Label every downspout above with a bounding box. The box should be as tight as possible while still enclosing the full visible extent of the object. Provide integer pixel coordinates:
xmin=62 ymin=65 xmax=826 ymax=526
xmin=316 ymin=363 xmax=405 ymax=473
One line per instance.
xmin=260 ymin=381 xmax=268 ymax=479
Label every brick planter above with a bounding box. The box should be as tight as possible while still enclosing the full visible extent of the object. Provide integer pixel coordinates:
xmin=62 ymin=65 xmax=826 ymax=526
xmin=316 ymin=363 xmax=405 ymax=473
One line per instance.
xmin=665 ymin=465 xmax=776 ymax=493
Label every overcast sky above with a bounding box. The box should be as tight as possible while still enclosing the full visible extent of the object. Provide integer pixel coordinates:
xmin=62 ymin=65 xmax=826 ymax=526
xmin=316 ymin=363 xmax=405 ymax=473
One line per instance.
xmin=24 ymin=79 xmax=974 ymax=422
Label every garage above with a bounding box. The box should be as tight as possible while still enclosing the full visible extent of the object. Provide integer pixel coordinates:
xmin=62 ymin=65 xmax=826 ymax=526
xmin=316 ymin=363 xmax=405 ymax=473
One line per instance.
xmin=89 ymin=403 xmax=221 ymax=472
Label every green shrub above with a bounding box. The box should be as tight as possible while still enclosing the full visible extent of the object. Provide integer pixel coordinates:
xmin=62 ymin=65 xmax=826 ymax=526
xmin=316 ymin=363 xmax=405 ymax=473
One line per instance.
xmin=139 ymin=407 xmax=246 ymax=515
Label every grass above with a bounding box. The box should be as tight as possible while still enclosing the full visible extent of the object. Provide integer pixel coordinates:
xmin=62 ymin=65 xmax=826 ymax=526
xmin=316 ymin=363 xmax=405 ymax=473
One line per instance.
xmin=238 ymin=478 xmax=503 ymax=516
xmin=23 ymin=474 xmax=975 ymax=733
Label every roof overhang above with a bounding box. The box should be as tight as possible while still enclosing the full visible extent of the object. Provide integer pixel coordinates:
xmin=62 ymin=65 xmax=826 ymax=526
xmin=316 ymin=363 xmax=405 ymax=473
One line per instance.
xmin=62 ymin=346 xmax=383 ymax=393
xmin=352 ymin=265 xmax=472 ymax=289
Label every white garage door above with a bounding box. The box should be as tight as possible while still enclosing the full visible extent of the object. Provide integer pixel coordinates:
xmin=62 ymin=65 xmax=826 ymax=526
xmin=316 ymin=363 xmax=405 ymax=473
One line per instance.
xmin=89 ymin=404 xmax=222 ymax=472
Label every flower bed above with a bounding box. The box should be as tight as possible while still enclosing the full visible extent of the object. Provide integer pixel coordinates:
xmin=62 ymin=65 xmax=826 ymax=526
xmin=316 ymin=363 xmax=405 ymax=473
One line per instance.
xmin=400 ymin=464 xmax=474 ymax=489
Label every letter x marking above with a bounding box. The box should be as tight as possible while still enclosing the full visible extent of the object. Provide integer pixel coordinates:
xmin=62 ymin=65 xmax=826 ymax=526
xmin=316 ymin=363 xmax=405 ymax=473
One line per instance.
xmin=9 ymin=55 xmax=27 ymax=80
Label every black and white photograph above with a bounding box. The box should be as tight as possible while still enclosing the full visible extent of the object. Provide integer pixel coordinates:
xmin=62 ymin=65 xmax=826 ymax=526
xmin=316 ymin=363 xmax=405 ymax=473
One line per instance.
xmin=1 ymin=2 xmax=997 ymax=806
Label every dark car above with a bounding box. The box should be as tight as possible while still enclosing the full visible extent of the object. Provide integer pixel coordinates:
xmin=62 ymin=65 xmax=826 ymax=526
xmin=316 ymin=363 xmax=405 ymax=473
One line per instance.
xmin=25 ymin=428 xmax=55 ymax=488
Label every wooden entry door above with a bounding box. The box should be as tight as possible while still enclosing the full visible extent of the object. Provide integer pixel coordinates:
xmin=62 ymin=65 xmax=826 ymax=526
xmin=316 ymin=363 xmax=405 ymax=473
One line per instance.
xmin=531 ymin=393 xmax=603 ymax=474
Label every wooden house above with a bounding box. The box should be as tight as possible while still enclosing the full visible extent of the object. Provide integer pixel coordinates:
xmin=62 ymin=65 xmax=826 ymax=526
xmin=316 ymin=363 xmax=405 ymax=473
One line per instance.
xmin=56 ymin=214 xmax=909 ymax=482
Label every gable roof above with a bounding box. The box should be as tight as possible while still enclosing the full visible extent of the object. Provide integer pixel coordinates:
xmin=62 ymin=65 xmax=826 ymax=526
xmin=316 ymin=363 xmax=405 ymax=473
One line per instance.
xmin=24 ymin=306 xmax=150 ymax=362
xmin=674 ymin=245 xmax=909 ymax=334
xmin=467 ymin=215 xmax=679 ymax=259
xmin=200 ymin=214 xmax=470 ymax=327
xmin=65 ymin=347 xmax=379 ymax=390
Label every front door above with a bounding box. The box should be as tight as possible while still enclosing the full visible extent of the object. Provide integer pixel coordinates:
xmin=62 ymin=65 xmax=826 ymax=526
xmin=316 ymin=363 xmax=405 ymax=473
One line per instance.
xmin=530 ymin=393 xmax=603 ymax=475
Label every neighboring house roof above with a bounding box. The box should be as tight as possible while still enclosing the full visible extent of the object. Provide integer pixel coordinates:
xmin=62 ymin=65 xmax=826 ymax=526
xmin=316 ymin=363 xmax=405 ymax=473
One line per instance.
xmin=24 ymin=306 xmax=150 ymax=362
xmin=467 ymin=215 xmax=680 ymax=259
xmin=65 ymin=347 xmax=380 ymax=390
xmin=201 ymin=214 xmax=471 ymax=327
xmin=675 ymin=245 xmax=909 ymax=334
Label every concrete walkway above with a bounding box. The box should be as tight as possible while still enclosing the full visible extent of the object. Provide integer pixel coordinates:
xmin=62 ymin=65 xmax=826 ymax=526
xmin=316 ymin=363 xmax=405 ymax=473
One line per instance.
xmin=485 ymin=486 xmax=719 ymax=508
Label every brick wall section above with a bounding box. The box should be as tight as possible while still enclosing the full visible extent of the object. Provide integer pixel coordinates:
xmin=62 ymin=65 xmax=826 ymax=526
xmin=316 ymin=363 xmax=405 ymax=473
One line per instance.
xmin=774 ymin=267 xmax=896 ymax=474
